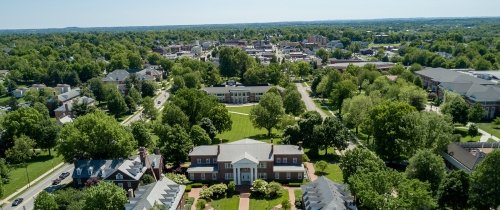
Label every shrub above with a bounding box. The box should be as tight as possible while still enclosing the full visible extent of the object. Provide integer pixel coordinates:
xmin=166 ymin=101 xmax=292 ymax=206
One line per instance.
xmin=295 ymin=200 xmax=303 ymax=208
xmin=265 ymin=182 xmax=283 ymax=198
xmin=185 ymin=185 xmax=192 ymax=192
xmin=199 ymin=186 xmax=213 ymax=200
xmin=251 ymin=179 xmax=268 ymax=196
xmin=316 ymin=160 xmax=328 ymax=173
xmin=191 ymin=183 xmax=204 ymax=188
xmin=166 ymin=173 xmax=190 ymax=185
xmin=210 ymin=183 xmax=228 ymax=199
xmin=302 ymin=154 xmax=310 ymax=162
xmin=281 ymin=199 xmax=292 ymax=210
xmin=288 ymin=183 xmax=301 ymax=187
xmin=186 ymin=197 xmax=195 ymax=205
xmin=196 ymin=199 xmax=207 ymax=210
xmin=140 ymin=174 xmax=156 ymax=185
xmin=227 ymin=181 xmax=236 ymax=195
xmin=468 ymin=123 xmax=479 ymax=136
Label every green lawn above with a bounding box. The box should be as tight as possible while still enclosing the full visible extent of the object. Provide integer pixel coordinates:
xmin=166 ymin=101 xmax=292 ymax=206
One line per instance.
xmin=460 ymin=135 xmax=481 ymax=142
xmin=314 ymin=162 xmax=344 ymax=183
xmin=216 ymin=112 xmax=280 ymax=143
xmin=312 ymin=100 xmax=334 ymax=117
xmin=210 ymin=195 xmax=240 ymax=210
xmin=2 ymin=151 xmax=64 ymax=199
xmin=249 ymin=189 xmax=289 ymax=210
xmin=225 ymin=105 xmax=254 ymax=115
xmin=477 ymin=123 xmax=500 ymax=139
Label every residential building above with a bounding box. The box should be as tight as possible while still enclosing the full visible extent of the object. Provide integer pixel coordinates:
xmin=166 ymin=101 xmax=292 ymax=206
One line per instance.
xmin=55 ymin=84 xmax=71 ymax=94
xmin=441 ymin=142 xmax=499 ymax=173
xmin=136 ymin=67 xmax=163 ymax=81
xmin=325 ymin=61 xmax=395 ymax=71
xmin=31 ymin=84 xmax=47 ymax=91
xmin=306 ymin=35 xmax=328 ymax=46
xmin=203 ymin=85 xmax=277 ymax=104
xmin=187 ymin=139 xmax=305 ymax=185
xmin=103 ymin=69 xmax=130 ymax=93
xmin=12 ymin=87 xmax=29 ymax=98
xmin=301 ymin=176 xmax=357 ymax=210
xmin=72 ymin=148 xmax=164 ymax=190
xmin=54 ymin=96 xmax=95 ymax=119
xmin=57 ymin=88 xmax=81 ymax=104
xmin=327 ymin=40 xmax=344 ymax=49
xmin=415 ymin=68 xmax=499 ymax=119
xmin=125 ymin=177 xmax=185 ymax=210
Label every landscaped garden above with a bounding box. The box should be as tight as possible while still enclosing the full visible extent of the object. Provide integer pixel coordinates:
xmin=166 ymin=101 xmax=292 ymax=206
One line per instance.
xmin=209 ymin=195 xmax=240 ymax=210
xmin=216 ymin=111 xmax=281 ymax=143
xmin=314 ymin=160 xmax=344 ymax=183
xmin=249 ymin=180 xmax=290 ymax=210
xmin=477 ymin=122 xmax=500 ymax=139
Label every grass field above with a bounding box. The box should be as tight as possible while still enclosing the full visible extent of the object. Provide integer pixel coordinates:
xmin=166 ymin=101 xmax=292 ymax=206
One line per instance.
xmin=312 ymin=99 xmax=334 ymax=116
xmin=477 ymin=123 xmax=500 ymax=139
xmin=210 ymin=195 xmax=240 ymax=210
xmin=226 ymin=105 xmax=254 ymax=115
xmin=217 ymin=112 xmax=281 ymax=143
xmin=249 ymin=189 xmax=289 ymax=210
xmin=314 ymin=162 xmax=344 ymax=183
xmin=460 ymin=135 xmax=481 ymax=142
xmin=2 ymin=151 xmax=64 ymax=199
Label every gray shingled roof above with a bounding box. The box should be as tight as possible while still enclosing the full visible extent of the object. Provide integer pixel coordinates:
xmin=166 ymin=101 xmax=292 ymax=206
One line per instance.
xmin=274 ymin=145 xmax=304 ymax=155
xmin=442 ymin=142 xmax=485 ymax=173
xmin=126 ymin=177 xmax=185 ymax=210
xmin=54 ymin=96 xmax=95 ymax=112
xmin=72 ymin=157 xmax=146 ymax=181
xmin=302 ymin=176 xmax=357 ymax=210
xmin=203 ymin=86 xmax=273 ymax=94
xmin=189 ymin=145 xmax=218 ymax=156
xmin=416 ymin=68 xmax=494 ymax=85
xmin=57 ymin=88 xmax=81 ymax=102
xmin=465 ymin=84 xmax=500 ymax=102
xmin=326 ymin=61 xmax=394 ymax=70
xmin=103 ymin=69 xmax=130 ymax=82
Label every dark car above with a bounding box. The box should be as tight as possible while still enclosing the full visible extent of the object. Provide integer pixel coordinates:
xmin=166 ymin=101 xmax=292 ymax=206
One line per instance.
xmin=59 ymin=172 xmax=70 ymax=179
xmin=52 ymin=178 xmax=61 ymax=185
xmin=12 ymin=198 xmax=23 ymax=206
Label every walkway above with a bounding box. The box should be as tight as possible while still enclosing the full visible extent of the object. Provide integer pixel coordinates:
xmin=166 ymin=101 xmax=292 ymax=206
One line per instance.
xmin=295 ymin=83 xmax=328 ymax=119
xmin=229 ymin=111 xmax=249 ymax=116
xmin=304 ymin=162 xmax=318 ymax=181
xmin=238 ymin=186 xmax=251 ymax=210
xmin=188 ymin=188 xmax=202 ymax=210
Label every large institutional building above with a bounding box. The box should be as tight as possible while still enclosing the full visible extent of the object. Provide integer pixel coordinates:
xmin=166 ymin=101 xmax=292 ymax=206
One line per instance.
xmin=202 ymin=85 xmax=275 ymax=104
xmin=187 ymin=139 xmax=305 ymax=185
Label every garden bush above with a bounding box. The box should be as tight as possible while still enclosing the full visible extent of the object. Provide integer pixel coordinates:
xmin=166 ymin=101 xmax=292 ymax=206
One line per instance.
xmin=166 ymin=173 xmax=190 ymax=184
xmin=250 ymin=179 xmax=268 ymax=196
xmin=266 ymin=182 xmax=283 ymax=198
xmin=288 ymin=182 xmax=302 ymax=187
xmin=251 ymin=179 xmax=284 ymax=198
xmin=227 ymin=181 xmax=236 ymax=195
xmin=196 ymin=199 xmax=207 ymax=210
xmin=140 ymin=174 xmax=155 ymax=185
xmin=199 ymin=186 xmax=213 ymax=200
xmin=185 ymin=185 xmax=192 ymax=192
xmin=191 ymin=183 xmax=204 ymax=188
xmin=468 ymin=123 xmax=479 ymax=136
xmin=186 ymin=197 xmax=195 ymax=205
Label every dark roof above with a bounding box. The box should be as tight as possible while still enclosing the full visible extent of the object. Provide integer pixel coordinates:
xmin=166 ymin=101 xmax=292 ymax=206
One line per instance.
xmin=203 ymin=85 xmax=274 ymax=94
xmin=442 ymin=142 xmax=486 ymax=173
xmin=465 ymin=84 xmax=500 ymax=102
xmin=103 ymin=70 xmax=130 ymax=82
xmin=72 ymin=157 xmax=146 ymax=181
xmin=415 ymin=68 xmax=494 ymax=85
xmin=302 ymin=176 xmax=357 ymax=210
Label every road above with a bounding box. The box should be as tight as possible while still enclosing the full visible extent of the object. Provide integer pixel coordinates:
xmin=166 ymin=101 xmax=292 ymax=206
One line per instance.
xmin=5 ymin=164 xmax=74 ymax=210
xmin=122 ymin=90 xmax=170 ymax=126
xmin=295 ymin=82 xmax=328 ymax=119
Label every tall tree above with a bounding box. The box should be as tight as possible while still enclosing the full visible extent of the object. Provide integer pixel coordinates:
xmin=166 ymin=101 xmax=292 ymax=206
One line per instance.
xmin=131 ymin=121 xmax=153 ymax=148
xmin=0 ymin=107 xmax=45 ymax=155
xmin=83 ymin=181 xmax=128 ymax=210
xmin=207 ymin=104 xmax=232 ymax=133
xmin=313 ymin=116 xmax=349 ymax=155
xmin=468 ymin=102 xmax=484 ymax=123
xmin=199 ymin=118 xmax=217 ymax=140
xmin=250 ymin=92 xmax=285 ymax=137
xmin=441 ymin=92 xmax=469 ymax=124
xmin=342 ymin=94 xmax=372 ymax=134
xmin=142 ymin=96 xmax=158 ymax=120
xmin=283 ymin=89 xmax=305 ymax=116
xmin=88 ymin=78 xmax=107 ymax=102
xmin=141 ymin=80 xmax=157 ymax=97
xmin=437 ymin=170 xmax=470 ymax=210
xmin=405 ymin=150 xmax=446 ymax=193
xmin=155 ymin=124 xmax=193 ymax=163
xmin=469 ymin=150 xmax=500 ymax=209
xmin=339 ymin=147 xmax=385 ymax=184
xmin=161 ymin=103 xmax=190 ymax=129
xmin=57 ymin=111 xmax=137 ymax=162
xmin=34 ymin=191 xmax=59 ymax=210
xmin=106 ymin=87 xmax=128 ymax=117
xmin=298 ymin=111 xmax=323 ymax=153
xmin=5 ymin=135 xmax=36 ymax=164
xmin=331 ymin=80 xmax=357 ymax=116
xmin=190 ymin=125 xmax=212 ymax=146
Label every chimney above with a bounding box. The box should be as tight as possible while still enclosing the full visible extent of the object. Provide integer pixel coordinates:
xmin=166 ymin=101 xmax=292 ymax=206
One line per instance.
xmin=64 ymin=103 xmax=69 ymax=113
xmin=127 ymin=188 xmax=134 ymax=198
xmin=298 ymin=141 xmax=303 ymax=150
xmin=139 ymin=147 xmax=146 ymax=166
xmin=217 ymin=145 xmax=220 ymax=155
xmin=154 ymin=148 xmax=160 ymax=155
xmin=271 ymin=144 xmax=274 ymax=153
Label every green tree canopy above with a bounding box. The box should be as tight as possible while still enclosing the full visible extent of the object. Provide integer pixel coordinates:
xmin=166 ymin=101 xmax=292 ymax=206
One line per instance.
xmin=405 ymin=149 xmax=446 ymax=193
xmin=437 ymin=170 xmax=470 ymax=209
xmin=34 ymin=191 xmax=59 ymax=210
xmin=283 ymin=88 xmax=305 ymax=116
xmin=131 ymin=121 xmax=153 ymax=148
xmin=339 ymin=147 xmax=385 ymax=184
xmin=83 ymin=181 xmax=128 ymax=210
xmin=250 ymin=91 xmax=285 ymax=137
xmin=155 ymin=124 xmax=193 ymax=163
xmin=469 ymin=150 xmax=500 ymax=209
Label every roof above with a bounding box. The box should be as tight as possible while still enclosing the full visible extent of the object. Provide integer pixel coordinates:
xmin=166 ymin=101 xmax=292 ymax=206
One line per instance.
xmin=57 ymin=88 xmax=81 ymax=102
xmin=415 ymin=68 xmax=495 ymax=85
xmin=326 ymin=62 xmax=394 ymax=70
xmin=103 ymin=70 xmax=130 ymax=82
xmin=58 ymin=115 xmax=73 ymax=124
xmin=189 ymin=145 xmax=218 ymax=156
xmin=442 ymin=142 xmax=486 ymax=173
xmin=465 ymin=84 xmax=500 ymax=102
xmin=203 ymin=85 xmax=274 ymax=94
xmin=54 ymin=96 xmax=95 ymax=112
xmin=72 ymin=156 xmax=146 ymax=181
xmin=231 ymin=152 xmax=259 ymax=164
xmin=273 ymin=164 xmax=305 ymax=172
xmin=126 ymin=177 xmax=185 ymax=210
xmin=302 ymin=176 xmax=357 ymax=210
xmin=273 ymin=145 xmax=304 ymax=155
xmin=186 ymin=166 xmax=217 ymax=173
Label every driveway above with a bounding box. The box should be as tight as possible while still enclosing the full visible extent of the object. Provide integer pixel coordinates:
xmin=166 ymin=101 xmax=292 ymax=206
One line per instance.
xmin=295 ymin=83 xmax=328 ymax=119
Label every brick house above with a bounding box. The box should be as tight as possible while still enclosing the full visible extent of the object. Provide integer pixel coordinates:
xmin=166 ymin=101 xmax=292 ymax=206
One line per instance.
xmin=187 ymin=139 xmax=305 ymax=185
xmin=203 ymin=85 xmax=282 ymax=104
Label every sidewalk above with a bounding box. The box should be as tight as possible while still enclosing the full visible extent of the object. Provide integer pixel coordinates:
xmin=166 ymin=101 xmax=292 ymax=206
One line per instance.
xmin=0 ymin=162 xmax=64 ymax=205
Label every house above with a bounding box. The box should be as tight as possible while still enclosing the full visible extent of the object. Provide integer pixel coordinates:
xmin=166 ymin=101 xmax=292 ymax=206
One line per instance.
xmin=57 ymin=88 xmax=81 ymax=104
xmin=55 ymin=84 xmax=71 ymax=94
xmin=54 ymin=96 xmax=95 ymax=119
xmin=103 ymin=70 xmax=130 ymax=93
xmin=72 ymin=148 xmax=163 ymax=190
xmin=125 ymin=177 xmax=185 ymax=210
xmin=136 ymin=67 xmax=163 ymax=81
xmin=187 ymin=139 xmax=305 ymax=185
xmin=57 ymin=115 xmax=73 ymax=125
xmin=306 ymin=35 xmax=328 ymax=47
xmin=441 ymin=142 xmax=499 ymax=173
xmin=327 ymin=40 xmax=344 ymax=49
xmin=301 ymin=176 xmax=357 ymax=210
xmin=415 ymin=68 xmax=499 ymax=119
xmin=203 ymin=85 xmax=277 ymax=104
xmin=31 ymin=84 xmax=47 ymax=91
xmin=12 ymin=87 xmax=29 ymax=98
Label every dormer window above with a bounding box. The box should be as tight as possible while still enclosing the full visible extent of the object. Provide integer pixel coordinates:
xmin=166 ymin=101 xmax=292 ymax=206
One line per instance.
xmin=116 ymin=173 xmax=123 ymax=180
xmin=76 ymin=168 xmax=82 ymax=175
xmin=88 ymin=167 xmax=93 ymax=175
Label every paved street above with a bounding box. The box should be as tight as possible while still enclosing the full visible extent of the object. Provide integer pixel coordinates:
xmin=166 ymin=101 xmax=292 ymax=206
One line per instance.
xmin=4 ymin=164 xmax=74 ymax=210
xmin=122 ymin=90 xmax=170 ymax=126
xmin=295 ymin=83 xmax=328 ymax=119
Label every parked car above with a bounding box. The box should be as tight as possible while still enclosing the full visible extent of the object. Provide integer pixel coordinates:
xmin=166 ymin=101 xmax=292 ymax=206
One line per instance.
xmin=12 ymin=198 xmax=23 ymax=206
xmin=59 ymin=172 xmax=70 ymax=179
xmin=52 ymin=178 xmax=61 ymax=185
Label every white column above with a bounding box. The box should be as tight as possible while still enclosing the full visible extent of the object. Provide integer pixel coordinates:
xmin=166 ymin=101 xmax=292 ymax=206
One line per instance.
xmin=250 ymin=167 xmax=254 ymax=183
xmin=237 ymin=167 xmax=241 ymax=185
xmin=233 ymin=166 xmax=237 ymax=184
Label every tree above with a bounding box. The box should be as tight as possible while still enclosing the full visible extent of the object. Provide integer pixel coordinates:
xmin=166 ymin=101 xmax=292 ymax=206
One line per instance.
xmin=161 ymin=103 xmax=189 ymax=129
xmin=342 ymin=94 xmax=372 ymax=134
xmin=282 ymin=125 xmax=301 ymax=145
xmin=339 ymin=147 xmax=385 ymax=184
xmin=315 ymin=48 xmax=329 ymax=64
xmin=349 ymin=170 xmax=436 ymax=209
xmin=370 ymin=101 xmax=416 ymax=161
xmin=313 ymin=117 xmax=349 ymax=155
xmin=171 ymin=76 xmax=185 ymax=94
xmin=1 ymin=107 xmax=45 ymax=155
xmin=6 ymin=135 xmax=36 ymax=163
xmin=398 ymin=85 xmax=427 ymax=111
xmin=441 ymin=92 xmax=469 ymax=124
xmin=298 ymin=111 xmax=323 ymax=152
xmin=170 ymin=88 xmax=219 ymax=125
xmin=34 ymin=191 xmax=59 ymax=210
xmin=83 ymin=181 xmax=128 ymax=210
xmin=281 ymin=199 xmax=292 ymax=210
xmin=330 ymin=80 xmax=356 ymax=116
xmin=127 ymin=53 xmax=143 ymax=70
xmin=437 ymin=170 xmax=470 ymax=209
xmin=315 ymin=160 xmax=328 ymax=173
xmin=72 ymin=101 xmax=96 ymax=117
xmin=57 ymin=111 xmax=137 ymax=162
xmin=183 ymin=72 xmax=201 ymax=89
xmin=405 ymin=150 xmax=446 ymax=193
xmin=207 ymin=104 xmax=232 ymax=133
xmin=250 ymin=92 xmax=284 ymax=137
xmin=155 ymin=124 xmax=193 ymax=163
xmin=88 ymin=78 xmax=107 ymax=102
xmin=494 ymin=117 xmax=500 ymax=128
xmin=106 ymin=87 xmax=128 ymax=117
xmin=468 ymin=103 xmax=484 ymax=123
xmin=141 ymin=80 xmax=157 ymax=97
xmin=283 ymin=89 xmax=305 ymax=116
xmin=469 ymin=150 xmax=500 ymax=209
xmin=131 ymin=121 xmax=153 ymax=148
xmin=37 ymin=119 xmax=60 ymax=156
xmin=219 ymin=47 xmax=253 ymax=77
xmin=142 ymin=96 xmax=158 ymax=120
xmin=190 ymin=125 xmax=211 ymax=146
xmin=128 ymin=86 xmax=142 ymax=104
xmin=0 ymin=159 xmax=10 ymax=184
xmin=199 ymin=118 xmax=217 ymax=140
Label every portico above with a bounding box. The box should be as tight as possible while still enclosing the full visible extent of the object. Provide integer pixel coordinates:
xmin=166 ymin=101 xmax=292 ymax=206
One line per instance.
xmin=231 ymin=152 xmax=259 ymax=185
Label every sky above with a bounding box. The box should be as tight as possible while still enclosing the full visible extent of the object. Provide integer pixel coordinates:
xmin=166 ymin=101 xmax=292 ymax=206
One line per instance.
xmin=0 ymin=0 xmax=499 ymax=29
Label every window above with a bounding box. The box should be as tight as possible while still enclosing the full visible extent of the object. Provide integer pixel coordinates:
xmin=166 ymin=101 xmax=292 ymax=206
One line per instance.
xmin=189 ymin=173 xmax=194 ymax=180
xmin=127 ymin=182 xmax=131 ymax=188
xmin=76 ymin=168 xmax=82 ymax=175
xmin=206 ymin=158 xmax=210 ymax=164
xmin=276 ymin=158 xmax=281 ymax=164
xmin=259 ymin=173 xmax=267 ymax=179
xmin=275 ymin=172 xmax=279 ymax=179
xmin=298 ymin=172 xmax=302 ymax=179
xmin=224 ymin=163 xmax=232 ymax=169
xmin=293 ymin=158 xmax=298 ymax=164
xmin=283 ymin=158 xmax=287 ymax=164
xmin=197 ymin=158 xmax=202 ymax=164
xmin=225 ymin=173 xmax=233 ymax=180
xmin=201 ymin=173 xmax=205 ymax=180
xmin=259 ymin=162 xmax=267 ymax=168
xmin=116 ymin=173 xmax=123 ymax=180
xmin=212 ymin=173 xmax=217 ymax=180
xmin=286 ymin=172 xmax=291 ymax=180
xmin=213 ymin=158 xmax=217 ymax=163
xmin=77 ymin=179 xmax=82 ymax=185
xmin=117 ymin=183 xmax=123 ymax=188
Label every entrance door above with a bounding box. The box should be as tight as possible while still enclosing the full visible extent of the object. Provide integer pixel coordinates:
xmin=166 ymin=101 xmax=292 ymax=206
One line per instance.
xmin=241 ymin=173 xmax=251 ymax=182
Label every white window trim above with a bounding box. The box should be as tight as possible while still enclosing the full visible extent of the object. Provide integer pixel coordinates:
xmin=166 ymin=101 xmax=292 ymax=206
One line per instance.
xmin=275 ymin=172 xmax=279 ymax=179
xmin=293 ymin=158 xmax=298 ymax=164
xmin=197 ymin=158 xmax=202 ymax=164
xmin=201 ymin=173 xmax=205 ymax=180
xmin=286 ymin=172 xmax=291 ymax=180
xmin=277 ymin=158 xmax=281 ymax=164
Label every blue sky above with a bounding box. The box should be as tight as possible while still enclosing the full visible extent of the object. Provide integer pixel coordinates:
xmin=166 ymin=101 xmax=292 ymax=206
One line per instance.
xmin=0 ymin=0 xmax=499 ymax=29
